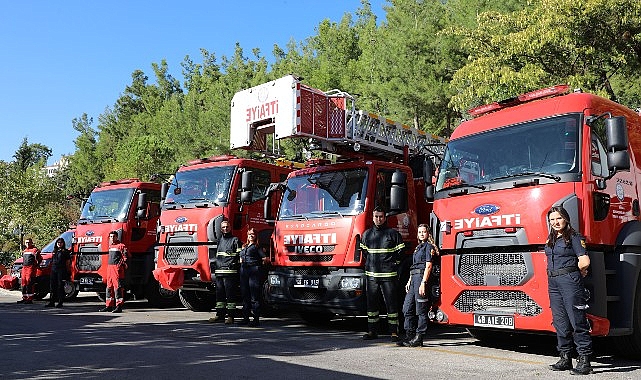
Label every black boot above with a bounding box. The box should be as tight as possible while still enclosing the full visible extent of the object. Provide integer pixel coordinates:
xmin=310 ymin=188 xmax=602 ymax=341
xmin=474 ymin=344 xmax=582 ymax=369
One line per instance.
xmin=397 ymin=331 xmax=415 ymax=347
xmin=406 ymin=333 xmax=424 ymax=347
xmin=571 ymin=355 xmax=593 ymax=375
xmin=549 ymin=352 xmax=573 ymax=371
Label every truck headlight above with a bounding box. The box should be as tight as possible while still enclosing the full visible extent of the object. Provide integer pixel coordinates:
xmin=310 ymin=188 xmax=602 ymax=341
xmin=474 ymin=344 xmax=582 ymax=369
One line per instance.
xmin=268 ymin=275 xmax=281 ymax=286
xmin=340 ymin=277 xmax=360 ymax=289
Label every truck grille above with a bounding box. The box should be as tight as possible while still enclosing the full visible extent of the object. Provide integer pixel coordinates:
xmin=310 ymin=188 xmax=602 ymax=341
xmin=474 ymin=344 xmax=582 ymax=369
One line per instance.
xmin=458 ymin=253 xmax=528 ymax=286
xmin=291 ymin=288 xmax=327 ymax=301
xmin=165 ymin=246 xmax=198 ymax=265
xmin=288 ymin=255 xmax=333 ymax=262
xmin=293 ymin=268 xmax=330 ymax=276
xmin=453 ymin=290 xmax=542 ymax=316
xmin=77 ymin=254 xmax=101 ymax=271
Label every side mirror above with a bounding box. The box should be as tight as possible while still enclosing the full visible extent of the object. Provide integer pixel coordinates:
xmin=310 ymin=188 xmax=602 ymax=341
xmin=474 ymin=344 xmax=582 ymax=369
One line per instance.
xmin=240 ymin=171 xmax=253 ymax=204
xmin=136 ymin=192 xmax=147 ymax=219
xmin=605 ymin=116 xmax=630 ymax=172
xmin=389 ymin=170 xmax=408 ymax=213
xmin=423 ymin=158 xmax=435 ymax=201
xmin=263 ymin=198 xmax=274 ymax=225
xmin=161 ymin=183 xmax=168 ymax=200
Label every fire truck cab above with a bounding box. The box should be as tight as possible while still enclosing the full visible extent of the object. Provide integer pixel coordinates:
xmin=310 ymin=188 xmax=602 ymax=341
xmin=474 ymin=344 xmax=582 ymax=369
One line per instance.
xmin=230 ymin=75 xmax=445 ymax=321
xmin=430 ymin=85 xmax=641 ymax=357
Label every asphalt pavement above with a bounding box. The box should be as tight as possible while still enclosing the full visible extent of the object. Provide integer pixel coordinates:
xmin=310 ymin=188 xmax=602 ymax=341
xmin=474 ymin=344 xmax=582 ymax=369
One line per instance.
xmin=1 ymin=288 xmax=640 ymax=379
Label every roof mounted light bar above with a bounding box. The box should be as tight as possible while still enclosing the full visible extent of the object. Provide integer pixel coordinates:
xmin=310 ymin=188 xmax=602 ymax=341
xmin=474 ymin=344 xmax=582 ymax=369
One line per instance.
xmin=468 ymin=84 xmax=570 ymax=118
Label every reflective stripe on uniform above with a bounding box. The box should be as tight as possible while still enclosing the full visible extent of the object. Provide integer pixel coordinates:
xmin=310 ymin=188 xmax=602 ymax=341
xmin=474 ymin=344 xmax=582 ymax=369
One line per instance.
xmin=216 ymin=302 xmax=226 ymax=309
xmin=359 ymin=243 xmax=405 ymax=254
xmin=226 ymin=303 xmax=236 ymax=310
xmin=215 ymin=269 xmax=238 ymax=274
xmin=367 ymin=311 xmax=380 ymax=323
xmin=217 ymin=252 xmax=239 ymax=257
xmin=365 ymin=271 xmax=398 ymax=278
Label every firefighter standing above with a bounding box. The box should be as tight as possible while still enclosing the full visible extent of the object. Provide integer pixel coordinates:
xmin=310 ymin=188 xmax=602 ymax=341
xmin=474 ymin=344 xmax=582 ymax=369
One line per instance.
xmin=545 ymin=206 xmax=593 ymax=375
xmin=18 ymin=238 xmax=42 ymax=304
xmin=238 ymin=227 xmax=268 ymax=327
xmin=360 ymin=206 xmax=405 ymax=342
xmin=399 ymin=224 xmax=434 ymax=347
xmin=208 ymin=220 xmax=242 ymax=324
xmin=100 ymin=231 xmax=128 ymax=313
xmin=46 ymin=238 xmax=71 ymax=308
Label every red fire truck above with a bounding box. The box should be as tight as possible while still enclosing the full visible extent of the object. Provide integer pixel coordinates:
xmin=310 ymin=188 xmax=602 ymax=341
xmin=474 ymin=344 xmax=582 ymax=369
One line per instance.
xmin=429 ymin=85 xmax=641 ymax=357
xmin=73 ymin=178 xmax=176 ymax=306
xmin=230 ymin=75 xmax=446 ymax=321
xmin=153 ymin=155 xmax=293 ymax=311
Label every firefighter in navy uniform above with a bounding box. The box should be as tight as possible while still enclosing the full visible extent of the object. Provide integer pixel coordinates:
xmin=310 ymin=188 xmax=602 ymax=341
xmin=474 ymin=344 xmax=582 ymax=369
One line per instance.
xmin=360 ymin=206 xmax=405 ymax=342
xmin=208 ymin=220 xmax=242 ymax=324
xmin=545 ymin=206 xmax=593 ymax=375
xmin=238 ymin=227 xmax=268 ymax=327
xmin=100 ymin=231 xmax=129 ymax=313
xmin=45 ymin=238 xmax=71 ymax=308
xmin=18 ymin=238 xmax=42 ymax=304
xmin=399 ymin=224 xmax=434 ymax=347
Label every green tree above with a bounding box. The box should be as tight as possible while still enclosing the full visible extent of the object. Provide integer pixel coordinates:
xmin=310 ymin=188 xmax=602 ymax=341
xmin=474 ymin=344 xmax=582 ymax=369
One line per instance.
xmin=12 ymin=138 xmax=52 ymax=173
xmin=449 ymin=0 xmax=641 ymax=112
xmin=65 ymin=113 xmax=102 ymax=197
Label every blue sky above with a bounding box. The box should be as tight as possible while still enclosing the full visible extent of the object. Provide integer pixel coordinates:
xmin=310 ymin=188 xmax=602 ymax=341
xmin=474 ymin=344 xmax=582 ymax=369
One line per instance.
xmin=0 ymin=0 xmax=385 ymax=164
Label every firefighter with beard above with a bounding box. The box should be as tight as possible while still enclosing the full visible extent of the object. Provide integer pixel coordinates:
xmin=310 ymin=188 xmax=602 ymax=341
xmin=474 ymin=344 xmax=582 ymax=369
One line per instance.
xmin=360 ymin=206 xmax=405 ymax=342
xmin=100 ymin=231 xmax=128 ymax=313
xmin=17 ymin=238 xmax=42 ymax=304
xmin=208 ymin=220 xmax=242 ymax=324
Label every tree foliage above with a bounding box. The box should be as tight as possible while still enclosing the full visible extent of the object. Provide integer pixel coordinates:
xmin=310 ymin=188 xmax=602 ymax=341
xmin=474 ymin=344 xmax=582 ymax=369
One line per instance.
xmin=449 ymin=0 xmax=641 ymax=112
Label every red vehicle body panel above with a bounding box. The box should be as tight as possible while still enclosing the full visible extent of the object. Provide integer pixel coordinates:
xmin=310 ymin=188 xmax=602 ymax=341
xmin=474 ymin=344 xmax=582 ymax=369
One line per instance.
xmin=154 ymin=156 xmax=291 ymax=305
xmin=432 ymin=90 xmax=641 ymax=339
xmin=73 ymin=179 xmax=161 ymax=299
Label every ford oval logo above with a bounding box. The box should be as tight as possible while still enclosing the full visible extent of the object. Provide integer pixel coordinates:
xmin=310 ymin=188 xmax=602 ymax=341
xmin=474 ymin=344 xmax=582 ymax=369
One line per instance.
xmin=474 ymin=204 xmax=500 ymax=215
xmin=175 ymin=216 xmax=188 ymax=223
xmin=85 ymin=230 xmax=95 ymax=236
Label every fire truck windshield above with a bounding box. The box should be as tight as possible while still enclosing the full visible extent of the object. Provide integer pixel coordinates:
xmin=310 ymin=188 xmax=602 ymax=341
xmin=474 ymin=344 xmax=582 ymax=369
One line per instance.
xmin=279 ymin=168 xmax=368 ymax=219
xmin=79 ymin=188 xmax=135 ymax=222
xmin=436 ymin=114 xmax=580 ymax=191
xmin=165 ymin=166 xmax=235 ymax=207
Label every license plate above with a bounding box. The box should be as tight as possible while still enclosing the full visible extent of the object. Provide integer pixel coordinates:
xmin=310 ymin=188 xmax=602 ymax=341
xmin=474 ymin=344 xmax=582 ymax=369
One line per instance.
xmin=79 ymin=277 xmax=94 ymax=285
xmin=294 ymin=278 xmax=320 ymax=288
xmin=473 ymin=313 xmax=515 ymax=329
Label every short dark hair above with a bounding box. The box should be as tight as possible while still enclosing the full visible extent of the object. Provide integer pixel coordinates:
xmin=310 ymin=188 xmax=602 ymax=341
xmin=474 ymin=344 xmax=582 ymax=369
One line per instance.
xmin=373 ymin=206 xmax=385 ymax=213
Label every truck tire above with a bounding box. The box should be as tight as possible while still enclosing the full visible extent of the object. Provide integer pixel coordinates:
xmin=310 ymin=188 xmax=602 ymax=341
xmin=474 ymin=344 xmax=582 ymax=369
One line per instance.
xmin=615 ymin=273 xmax=641 ymax=359
xmin=62 ymin=280 xmax=79 ymax=300
xmin=178 ymin=289 xmax=216 ymax=312
xmin=145 ymin=278 xmax=180 ymax=308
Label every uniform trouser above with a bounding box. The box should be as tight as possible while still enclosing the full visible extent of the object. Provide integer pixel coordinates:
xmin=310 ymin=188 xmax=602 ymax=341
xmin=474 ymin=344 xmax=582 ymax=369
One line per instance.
xmin=106 ymin=265 xmax=125 ymax=307
xmin=50 ymin=270 xmax=67 ymax=304
xmin=366 ymin=276 xmax=399 ymax=334
xmin=215 ymin=274 xmax=238 ymax=317
xmin=402 ymin=273 xmax=430 ymax=334
xmin=548 ymin=271 xmax=593 ymax=356
xmin=240 ymin=265 xmax=262 ymax=319
xmin=21 ymin=266 xmax=36 ymax=301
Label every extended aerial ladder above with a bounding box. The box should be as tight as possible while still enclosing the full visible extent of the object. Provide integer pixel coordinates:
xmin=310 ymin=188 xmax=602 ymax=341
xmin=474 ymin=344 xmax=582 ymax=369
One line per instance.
xmin=230 ymin=75 xmax=447 ymax=163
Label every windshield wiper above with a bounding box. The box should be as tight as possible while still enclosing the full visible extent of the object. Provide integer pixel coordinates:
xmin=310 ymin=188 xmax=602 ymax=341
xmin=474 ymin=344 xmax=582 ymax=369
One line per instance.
xmin=493 ymin=171 xmax=561 ymax=182
xmin=310 ymin=210 xmax=344 ymax=218
xmin=445 ymin=183 xmax=486 ymax=191
xmin=281 ymin=214 xmax=308 ymax=220
xmin=189 ymin=198 xmax=220 ymax=207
